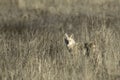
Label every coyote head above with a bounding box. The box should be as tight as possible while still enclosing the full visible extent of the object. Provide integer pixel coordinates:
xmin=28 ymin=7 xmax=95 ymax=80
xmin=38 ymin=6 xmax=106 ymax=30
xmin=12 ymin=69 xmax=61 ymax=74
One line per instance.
xmin=64 ymin=33 xmax=76 ymax=51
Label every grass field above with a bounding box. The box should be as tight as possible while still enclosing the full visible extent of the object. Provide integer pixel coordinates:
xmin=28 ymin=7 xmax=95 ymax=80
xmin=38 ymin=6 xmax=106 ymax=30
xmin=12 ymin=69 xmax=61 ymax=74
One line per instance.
xmin=0 ymin=0 xmax=120 ymax=80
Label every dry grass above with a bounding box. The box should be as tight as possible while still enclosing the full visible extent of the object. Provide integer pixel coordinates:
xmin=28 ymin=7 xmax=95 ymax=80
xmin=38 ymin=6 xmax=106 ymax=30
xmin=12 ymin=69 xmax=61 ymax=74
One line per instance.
xmin=0 ymin=0 xmax=120 ymax=80
xmin=0 ymin=9 xmax=119 ymax=80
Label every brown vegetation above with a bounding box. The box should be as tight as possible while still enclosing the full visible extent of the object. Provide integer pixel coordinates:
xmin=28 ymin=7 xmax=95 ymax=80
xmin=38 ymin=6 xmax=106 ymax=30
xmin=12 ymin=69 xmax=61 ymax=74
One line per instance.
xmin=0 ymin=0 xmax=120 ymax=80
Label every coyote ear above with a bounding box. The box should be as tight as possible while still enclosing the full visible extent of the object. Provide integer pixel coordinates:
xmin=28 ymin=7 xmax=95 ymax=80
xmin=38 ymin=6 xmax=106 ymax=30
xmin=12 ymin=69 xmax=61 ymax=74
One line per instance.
xmin=65 ymin=33 xmax=69 ymax=38
xmin=70 ymin=34 xmax=74 ymax=39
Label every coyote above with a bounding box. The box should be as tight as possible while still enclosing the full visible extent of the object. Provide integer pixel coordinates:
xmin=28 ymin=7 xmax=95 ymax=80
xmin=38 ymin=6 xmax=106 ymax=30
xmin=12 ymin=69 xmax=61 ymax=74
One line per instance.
xmin=64 ymin=33 xmax=96 ymax=56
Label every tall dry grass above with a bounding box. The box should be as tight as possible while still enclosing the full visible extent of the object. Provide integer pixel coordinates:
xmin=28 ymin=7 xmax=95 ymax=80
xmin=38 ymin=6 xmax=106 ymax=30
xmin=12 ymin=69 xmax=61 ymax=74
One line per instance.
xmin=0 ymin=9 xmax=119 ymax=80
xmin=0 ymin=0 xmax=120 ymax=79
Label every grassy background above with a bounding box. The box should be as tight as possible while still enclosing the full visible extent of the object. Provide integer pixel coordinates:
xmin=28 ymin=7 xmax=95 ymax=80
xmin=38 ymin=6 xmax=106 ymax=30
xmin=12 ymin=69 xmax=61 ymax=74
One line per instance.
xmin=0 ymin=0 xmax=120 ymax=80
